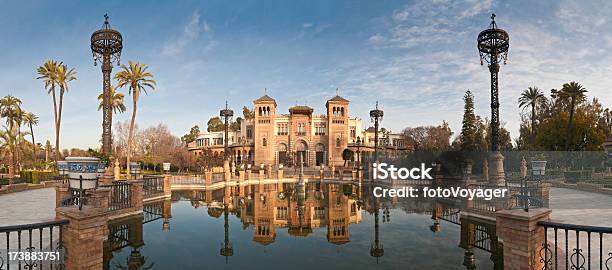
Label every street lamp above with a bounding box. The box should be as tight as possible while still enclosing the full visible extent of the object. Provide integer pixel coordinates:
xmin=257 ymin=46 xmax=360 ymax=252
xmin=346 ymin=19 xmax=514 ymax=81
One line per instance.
xmin=240 ymin=136 xmax=246 ymax=168
xmin=354 ymin=136 xmax=362 ymax=170
xmin=219 ymin=101 xmax=234 ymax=161
xmin=370 ymin=102 xmax=384 ymax=162
xmin=478 ymin=13 xmax=509 ymax=185
xmin=91 ymin=14 xmax=123 ymax=155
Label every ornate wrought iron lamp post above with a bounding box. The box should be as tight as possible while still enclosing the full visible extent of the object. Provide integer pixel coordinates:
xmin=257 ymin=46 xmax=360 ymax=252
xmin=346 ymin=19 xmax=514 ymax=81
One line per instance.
xmin=370 ymin=202 xmax=384 ymax=264
xmin=370 ymin=102 xmax=384 ymax=162
xmin=220 ymin=203 xmax=233 ymax=263
xmin=220 ymin=101 xmax=234 ymax=161
xmin=477 ymin=14 xmax=509 ymax=185
xmin=354 ymin=136 xmax=362 ymax=170
xmin=92 ymin=14 xmax=123 ymax=155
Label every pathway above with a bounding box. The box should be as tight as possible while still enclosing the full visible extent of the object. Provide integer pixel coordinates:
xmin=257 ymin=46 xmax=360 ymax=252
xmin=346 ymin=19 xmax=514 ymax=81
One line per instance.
xmin=0 ymin=188 xmax=56 ymax=226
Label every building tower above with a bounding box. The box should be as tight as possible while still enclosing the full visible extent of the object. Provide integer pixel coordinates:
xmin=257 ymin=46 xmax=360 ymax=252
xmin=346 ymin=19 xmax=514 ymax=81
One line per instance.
xmin=253 ymin=94 xmax=277 ymax=166
xmin=326 ymin=94 xmax=350 ymax=167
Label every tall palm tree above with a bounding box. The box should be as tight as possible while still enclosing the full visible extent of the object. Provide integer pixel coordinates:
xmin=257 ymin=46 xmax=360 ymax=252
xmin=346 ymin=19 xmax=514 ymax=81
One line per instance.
xmin=37 ymin=60 xmax=60 ymax=161
xmin=115 ymin=61 xmax=156 ymax=171
xmin=518 ymin=87 xmax=546 ymax=146
xmin=23 ymin=112 xmax=39 ymax=164
xmin=559 ymin=82 xmax=587 ymax=150
xmin=97 ymin=86 xmax=126 ymax=140
xmin=55 ymin=63 xmax=77 ymax=160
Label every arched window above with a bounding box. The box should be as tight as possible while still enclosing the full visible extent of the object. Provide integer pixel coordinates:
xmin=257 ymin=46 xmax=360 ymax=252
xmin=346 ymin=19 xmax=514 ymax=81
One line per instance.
xmin=336 ymin=137 xmax=341 ymax=147
xmin=340 ymin=107 xmax=344 ymax=116
xmin=262 ymin=138 xmax=267 ymax=147
xmin=258 ymin=107 xmax=262 ymax=116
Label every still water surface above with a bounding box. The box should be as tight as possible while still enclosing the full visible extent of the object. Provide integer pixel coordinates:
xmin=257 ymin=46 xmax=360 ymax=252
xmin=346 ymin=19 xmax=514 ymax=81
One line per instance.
xmin=105 ymin=183 xmax=496 ymax=269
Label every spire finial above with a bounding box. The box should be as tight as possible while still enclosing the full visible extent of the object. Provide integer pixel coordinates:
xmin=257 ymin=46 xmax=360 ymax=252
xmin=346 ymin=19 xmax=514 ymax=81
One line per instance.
xmin=225 ymin=100 xmax=228 ymax=109
xmin=264 ymin=88 xmax=267 ymax=95
xmin=376 ymin=101 xmax=379 ymax=109
xmin=336 ymin=88 xmax=339 ymax=96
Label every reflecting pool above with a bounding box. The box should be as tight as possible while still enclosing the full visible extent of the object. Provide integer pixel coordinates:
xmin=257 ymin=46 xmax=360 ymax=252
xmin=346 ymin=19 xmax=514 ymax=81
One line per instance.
xmin=104 ymin=182 xmax=500 ymax=269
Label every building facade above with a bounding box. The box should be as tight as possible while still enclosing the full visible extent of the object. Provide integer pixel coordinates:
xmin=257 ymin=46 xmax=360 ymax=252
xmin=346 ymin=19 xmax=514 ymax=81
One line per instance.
xmin=188 ymin=94 xmax=409 ymax=167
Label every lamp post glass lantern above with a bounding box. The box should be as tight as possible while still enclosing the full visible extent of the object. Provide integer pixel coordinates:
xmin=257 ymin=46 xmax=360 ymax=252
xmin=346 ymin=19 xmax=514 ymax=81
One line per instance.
xmin=92 ymin=14 xmax=123 ymax=155
xmin=219 ymin=101 xmax=234 ymax=161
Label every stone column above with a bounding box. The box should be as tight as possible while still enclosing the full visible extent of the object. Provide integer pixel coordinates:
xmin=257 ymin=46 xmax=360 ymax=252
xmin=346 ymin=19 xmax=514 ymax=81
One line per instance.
xmin=277 ymin=168 xmax=283 ymax=180
xmin=520 ymin=157 xmax=528 ymax=179
xmin=55 ymin=183 xmax=71 ymax=207
xmin=102 ymin=166 xmax=114 ymax=185
xmin=239 ymin=170 xmax=245 ymax=183
xmin=246 ymin=169 xmax=252 ymax=180
xmin=56 ymin=207 xmax=109 ymax=270
xmin=130 ymin=180 xmax=144 ymax=210
xmin=223 ymin=160 xmax=231 ymax=182
xmin=89 ymin=188 xmax=111 ymax=209
xmin=351 ymin=170 xmax=356 ymax=180
xmin=535 ymin=182 xmax=551 ymax=208
xmin=163 ymin=175 xmax=172 ymax=197
xmin=266 ymin=164 xmax=273 ymax=179
xmin=496 ymin=208 xmax=551 ymax=270
xmin=489 ymin=152 xmax=505 ymax=186
xmin=259 ymin=168 xmax=265 ymax=181
xmin=319 ymin=167 xmax=324 ymax=180
xmin=482 ymin=159 xmax=489 ymax=183
xmin=205 ymin=171 xmax=213 ymax=186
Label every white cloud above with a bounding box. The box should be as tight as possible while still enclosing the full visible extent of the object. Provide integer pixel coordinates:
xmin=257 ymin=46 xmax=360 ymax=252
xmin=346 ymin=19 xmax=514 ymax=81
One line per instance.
xmin=161 ymin=11 xmax=214 ymax=56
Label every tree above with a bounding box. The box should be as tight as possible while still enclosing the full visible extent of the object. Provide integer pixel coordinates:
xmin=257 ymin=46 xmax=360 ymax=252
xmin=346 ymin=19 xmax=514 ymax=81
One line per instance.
xmin=402 ymin=121 xmax=453 ymax=151
xmin=115 ymin=61 xmax=156 ymax=172
xmin=36 ymin=60 xmax=59 ymax=161
xmin=23 ymin=112 xmax=39 ymax=163
xmin=558 ymin=82 xmax=587 ymax=150
xmin=243 ymin=106 xmax=254 ymax=120
xmin=230 ymin=117 xmax=242 ymax=131
xmin=207 ymin=117 xmax=225 ymax=132
xmin=37 ymin=60 xmax=76 ymax=162
xmin=460 ymin=90 xmax=477 ymax=151
xmin=518 ymin=86 xmax=546 ymax=146
xmin=97 ymin=86 xmax=126 ymax=118
xmin=181 ymin=125 xmax=200 ymax=144
xmin=0 ymin=95 xmax=23 ymax=181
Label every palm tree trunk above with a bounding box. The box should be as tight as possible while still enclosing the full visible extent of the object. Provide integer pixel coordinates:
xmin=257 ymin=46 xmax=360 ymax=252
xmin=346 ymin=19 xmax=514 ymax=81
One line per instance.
xmin=51 ymin=85 xmax=59 ymax=162
xmin=565 ymin=98 xmax=576 ymax=151
xmin=531 ymin=103 xmax=536 ymax=146
xmin=30 ymin=123 xmax=36 ymax=165
xmin=56 ymin=88 xmax=64 ymax=161
xmin=127 ymin=95 xmax=138 ymax=178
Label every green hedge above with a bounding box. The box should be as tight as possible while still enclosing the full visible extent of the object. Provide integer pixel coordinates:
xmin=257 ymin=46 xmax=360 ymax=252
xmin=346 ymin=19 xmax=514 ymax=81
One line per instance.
xmin=19 ymin=171 xmax=58 ymax=184
xmin=564 ymin=171 xmax=593 ymax=183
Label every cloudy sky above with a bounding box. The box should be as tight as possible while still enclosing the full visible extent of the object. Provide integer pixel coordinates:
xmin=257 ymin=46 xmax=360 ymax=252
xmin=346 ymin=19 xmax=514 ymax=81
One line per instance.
xmin=0 ymin=0 xmax=610 ymax=149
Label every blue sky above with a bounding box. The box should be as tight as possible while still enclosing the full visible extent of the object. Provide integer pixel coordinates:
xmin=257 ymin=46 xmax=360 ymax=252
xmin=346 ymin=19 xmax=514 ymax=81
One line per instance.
xmin=0 ymin=0 xmax=610 ymax=149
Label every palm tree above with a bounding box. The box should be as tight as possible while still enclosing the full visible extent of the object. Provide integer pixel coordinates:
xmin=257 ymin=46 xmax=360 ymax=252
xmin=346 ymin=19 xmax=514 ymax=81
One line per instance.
xmin=115 ymin=61 xmax=156 ymax=171
xmin=0 ymin=95 xmax=23 ymax=182
xmin=558 ymin=82 xmax=587 ymax=150
xmin=23 ymin=112 xmax=39 ymax=164
xmin=55 ymin=63 xmax=77 ymax=160
xmin=97 ymin=86 xmax=126 ymax=139
xmin=37 ymin=60 xmax=60 ymax=161
xmin=518 ymin=87 xmax=546 ymax=146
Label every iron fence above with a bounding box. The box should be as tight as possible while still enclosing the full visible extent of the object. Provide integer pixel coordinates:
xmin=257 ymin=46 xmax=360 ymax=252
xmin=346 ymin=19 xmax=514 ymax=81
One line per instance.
xmin=101 ymin=181 xmax=132 ymax=211
xmin=143 ymin=176 xmax=164 ymax=198
xmin=539 ymin=221 xmax=612 ymax=270
xmin=0 ymin=219 xmax=69 ymax=270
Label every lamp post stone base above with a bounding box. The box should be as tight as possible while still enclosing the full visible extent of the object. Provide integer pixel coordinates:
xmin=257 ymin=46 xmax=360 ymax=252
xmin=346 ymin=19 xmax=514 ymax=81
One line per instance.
xmin=489 ymin=151 xmax=505 ymax=186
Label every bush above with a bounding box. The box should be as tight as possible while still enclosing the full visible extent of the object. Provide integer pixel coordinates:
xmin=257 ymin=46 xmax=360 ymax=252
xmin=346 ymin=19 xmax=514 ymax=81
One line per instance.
xmin=564 ymin=170 xmax=592 ymax=183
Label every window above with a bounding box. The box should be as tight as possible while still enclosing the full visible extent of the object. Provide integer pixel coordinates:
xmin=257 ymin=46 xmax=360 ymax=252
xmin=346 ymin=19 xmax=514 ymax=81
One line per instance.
xmin=297 ymin=123 xmax=306 ymax=136
xmin=315 ymin=123 xmax=326 ymax=136
xmin=314 ymin=207 xmax=325 ymax=219
xmin=262 ymin=138 xmax=267 ymax=147
xmin=277 ymin=123 xmax=288 ymax=135
xmin=350 ymin=128 xmax=356 ymax=140
xmin=246 ymin=127 xmax=253 ymax=139
xmin=277 ymin=207 xmax=288 ymax=219
xmin=336 ymin=137 xmax=341 ymax=148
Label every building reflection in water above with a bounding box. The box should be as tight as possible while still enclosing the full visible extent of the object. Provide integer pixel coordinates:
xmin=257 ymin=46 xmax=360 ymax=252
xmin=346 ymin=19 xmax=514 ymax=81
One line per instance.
xmin=104 ymin=179 xmax=505 ymax=268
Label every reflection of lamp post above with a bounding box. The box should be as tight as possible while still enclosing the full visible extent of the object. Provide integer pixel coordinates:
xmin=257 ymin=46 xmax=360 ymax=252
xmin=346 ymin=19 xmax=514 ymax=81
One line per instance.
xmin=478 ymin=14 xmax=509 ymax=186
xmin=220 ymin=101 xmax=234 ymax=161
xmin=220 ymin=204 xmax=233 ymax=263
xmin=91 ymin=14 xmax=122 ymax=155
xmin=370 ymin=206 xmax=384 ymax=263
xmin=370 ymin=102 xmax=384 ymax=162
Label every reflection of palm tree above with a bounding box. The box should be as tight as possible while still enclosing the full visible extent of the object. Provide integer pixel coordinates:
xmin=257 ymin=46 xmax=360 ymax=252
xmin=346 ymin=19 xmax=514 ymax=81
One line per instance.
xmin=115 ymin=61 xmax=156 ymax=171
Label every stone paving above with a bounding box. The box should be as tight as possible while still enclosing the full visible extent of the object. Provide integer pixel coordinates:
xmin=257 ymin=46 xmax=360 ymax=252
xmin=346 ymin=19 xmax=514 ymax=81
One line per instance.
xmin=549 ymin=187 xmax=612 ymax=227
xmin=0 ymin=188 xmax=56 ymax=226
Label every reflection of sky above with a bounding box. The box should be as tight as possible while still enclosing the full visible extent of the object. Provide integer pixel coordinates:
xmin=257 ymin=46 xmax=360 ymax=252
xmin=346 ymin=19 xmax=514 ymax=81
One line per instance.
xmin=108 ymin=202 xmax=493 ymax=269
xmin=2 ymin=1 xmax=610 ymax=149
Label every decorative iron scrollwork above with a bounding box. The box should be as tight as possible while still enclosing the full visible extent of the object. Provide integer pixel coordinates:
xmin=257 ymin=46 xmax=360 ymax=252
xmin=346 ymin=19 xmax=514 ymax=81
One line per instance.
xmin=605 ymin=252 xmax=612 ymax=270
xmin=570 ymin=248 xmax=585 ymax=270
xmin=539 ymin=243 xmax=553 ymax=270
